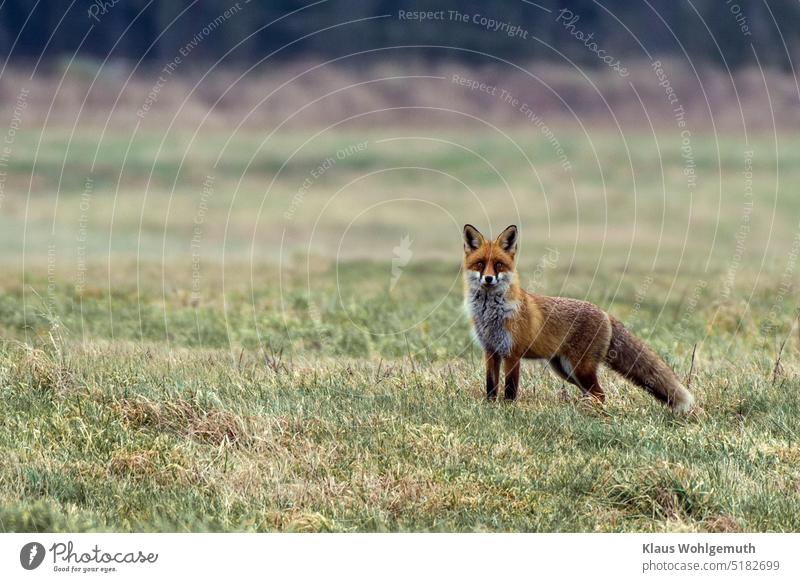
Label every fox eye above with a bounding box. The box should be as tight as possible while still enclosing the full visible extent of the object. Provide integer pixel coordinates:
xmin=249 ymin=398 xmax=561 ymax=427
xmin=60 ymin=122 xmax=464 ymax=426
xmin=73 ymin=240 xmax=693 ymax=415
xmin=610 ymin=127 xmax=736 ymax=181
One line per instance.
xmin=495 ymin=262 xmax=504 ymax=271
xmin=474 ymin=261 xmax=484 ymax=271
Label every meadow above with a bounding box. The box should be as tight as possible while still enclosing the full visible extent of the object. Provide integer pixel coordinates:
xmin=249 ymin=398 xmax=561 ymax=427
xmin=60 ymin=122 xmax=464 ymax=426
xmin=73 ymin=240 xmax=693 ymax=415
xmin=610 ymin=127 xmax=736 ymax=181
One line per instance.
xmin=1 ymin=124 xmax=799 ymax=532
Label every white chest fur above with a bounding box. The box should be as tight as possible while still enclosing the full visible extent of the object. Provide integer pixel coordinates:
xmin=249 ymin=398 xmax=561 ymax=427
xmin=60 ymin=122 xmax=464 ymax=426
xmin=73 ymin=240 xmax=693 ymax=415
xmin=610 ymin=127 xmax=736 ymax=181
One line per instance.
xmin=466 ymin=282 xmax=518 ymax=357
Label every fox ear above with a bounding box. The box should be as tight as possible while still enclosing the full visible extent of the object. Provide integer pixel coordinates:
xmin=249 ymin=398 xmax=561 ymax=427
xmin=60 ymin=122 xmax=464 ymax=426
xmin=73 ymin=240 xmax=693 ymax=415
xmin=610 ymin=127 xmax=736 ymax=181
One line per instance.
xmin=496 ymin=225 xmax=518 ymax=254
xmin=463 ymin=224 xmax=484 ymax=252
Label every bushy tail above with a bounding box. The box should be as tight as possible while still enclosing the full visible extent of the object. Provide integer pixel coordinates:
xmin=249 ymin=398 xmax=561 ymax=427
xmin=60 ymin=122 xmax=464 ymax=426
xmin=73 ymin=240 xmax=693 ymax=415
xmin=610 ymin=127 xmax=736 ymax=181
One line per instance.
xmin=605 ymin=316 xmax=694 ymax=413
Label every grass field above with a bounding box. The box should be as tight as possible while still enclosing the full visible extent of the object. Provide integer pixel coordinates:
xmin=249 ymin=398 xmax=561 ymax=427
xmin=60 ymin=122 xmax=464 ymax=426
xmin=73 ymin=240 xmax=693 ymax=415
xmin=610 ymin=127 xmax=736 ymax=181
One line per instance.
xmin=1 ymin=126 xmax=799 ymax=532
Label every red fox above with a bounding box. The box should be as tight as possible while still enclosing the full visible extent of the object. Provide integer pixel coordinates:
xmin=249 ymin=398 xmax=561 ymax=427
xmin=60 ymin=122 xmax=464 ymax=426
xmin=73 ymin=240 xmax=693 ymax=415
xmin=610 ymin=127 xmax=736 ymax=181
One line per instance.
xmin=462 ymin=224 xmax=694 ymax=413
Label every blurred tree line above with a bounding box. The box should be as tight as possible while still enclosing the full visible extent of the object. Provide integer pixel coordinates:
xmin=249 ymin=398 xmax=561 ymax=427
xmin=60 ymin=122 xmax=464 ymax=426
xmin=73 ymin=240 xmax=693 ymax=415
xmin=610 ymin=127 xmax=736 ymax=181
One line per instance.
xmin=0 ymin=0 xmax=796 ymax=70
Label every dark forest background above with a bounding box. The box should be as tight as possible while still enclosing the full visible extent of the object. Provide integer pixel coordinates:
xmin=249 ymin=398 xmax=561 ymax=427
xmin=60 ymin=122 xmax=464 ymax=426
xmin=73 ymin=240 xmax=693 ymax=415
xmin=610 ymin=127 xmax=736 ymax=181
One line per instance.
xmin=0 ymin=0 xmax=797 ymax=70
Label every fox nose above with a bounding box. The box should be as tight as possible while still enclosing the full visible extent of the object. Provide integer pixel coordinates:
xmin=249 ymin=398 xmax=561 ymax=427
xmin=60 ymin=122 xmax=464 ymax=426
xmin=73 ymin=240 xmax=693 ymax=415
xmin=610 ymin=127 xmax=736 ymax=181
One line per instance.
xmin=482 ymin=275 xmax=495 ymax=285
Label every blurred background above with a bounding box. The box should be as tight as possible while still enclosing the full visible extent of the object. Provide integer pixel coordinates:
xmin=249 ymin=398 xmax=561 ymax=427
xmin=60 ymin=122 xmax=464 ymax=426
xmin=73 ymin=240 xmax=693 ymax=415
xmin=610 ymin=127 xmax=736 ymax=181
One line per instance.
xmin=0 ymin=0 xmax=798 ymax=360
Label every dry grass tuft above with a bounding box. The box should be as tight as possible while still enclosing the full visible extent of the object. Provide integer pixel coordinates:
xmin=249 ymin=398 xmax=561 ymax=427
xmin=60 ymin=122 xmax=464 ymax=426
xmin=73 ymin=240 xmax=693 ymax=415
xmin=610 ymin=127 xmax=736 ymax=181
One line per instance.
xmin=703 ymin=515 xmax=743 ymax=533
xmin=606 ymin=462 xmax=714 ymax=522
xmin=19 ymin=344 xmax=75 ymax=394
xmin=116 ymin=396 xmax=247 ymax=447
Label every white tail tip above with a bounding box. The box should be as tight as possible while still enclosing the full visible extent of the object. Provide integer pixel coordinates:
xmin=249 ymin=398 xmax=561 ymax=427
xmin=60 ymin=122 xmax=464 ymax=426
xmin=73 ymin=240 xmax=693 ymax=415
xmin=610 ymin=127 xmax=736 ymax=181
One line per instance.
xmin=672 ymin=387 xmax=695 ymax=414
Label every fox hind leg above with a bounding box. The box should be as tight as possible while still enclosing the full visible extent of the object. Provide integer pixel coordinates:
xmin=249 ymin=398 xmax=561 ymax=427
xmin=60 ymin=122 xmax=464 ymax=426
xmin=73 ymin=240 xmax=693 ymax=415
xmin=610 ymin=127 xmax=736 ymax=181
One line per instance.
xmin=550 ymin=357 xmax=605 ymax=403
xmin=575 ymin=368 xmax=605 ymax=403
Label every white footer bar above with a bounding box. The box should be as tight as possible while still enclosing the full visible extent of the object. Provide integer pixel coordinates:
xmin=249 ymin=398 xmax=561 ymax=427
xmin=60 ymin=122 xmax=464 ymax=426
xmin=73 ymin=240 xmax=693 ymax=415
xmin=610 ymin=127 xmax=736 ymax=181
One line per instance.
xmin=1 ymin=533 xmax=798 ymax=581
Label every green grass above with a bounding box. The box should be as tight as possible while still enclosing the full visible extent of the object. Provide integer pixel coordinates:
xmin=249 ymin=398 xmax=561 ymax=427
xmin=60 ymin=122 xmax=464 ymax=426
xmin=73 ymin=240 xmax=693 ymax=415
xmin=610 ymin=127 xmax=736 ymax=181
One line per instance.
xmin=1 ymin=333 xmax=798 ymax=532
xmin=0 ymin=128 xmax=798 ymax=531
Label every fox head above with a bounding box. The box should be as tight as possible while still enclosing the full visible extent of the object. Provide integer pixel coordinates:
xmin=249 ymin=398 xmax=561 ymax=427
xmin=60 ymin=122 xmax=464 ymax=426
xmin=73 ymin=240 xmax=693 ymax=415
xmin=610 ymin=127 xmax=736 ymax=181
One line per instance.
xmin=462 ymin=224 xmax=518 ymax=289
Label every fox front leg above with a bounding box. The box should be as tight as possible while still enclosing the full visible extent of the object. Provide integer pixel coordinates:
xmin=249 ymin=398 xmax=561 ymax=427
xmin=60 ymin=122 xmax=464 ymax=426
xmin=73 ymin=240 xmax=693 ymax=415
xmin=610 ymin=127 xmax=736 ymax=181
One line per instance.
xmin=485 ymin=352 xmax=502 ymax=401
xmin=503 ymin=355 xmax=521 ymax=401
